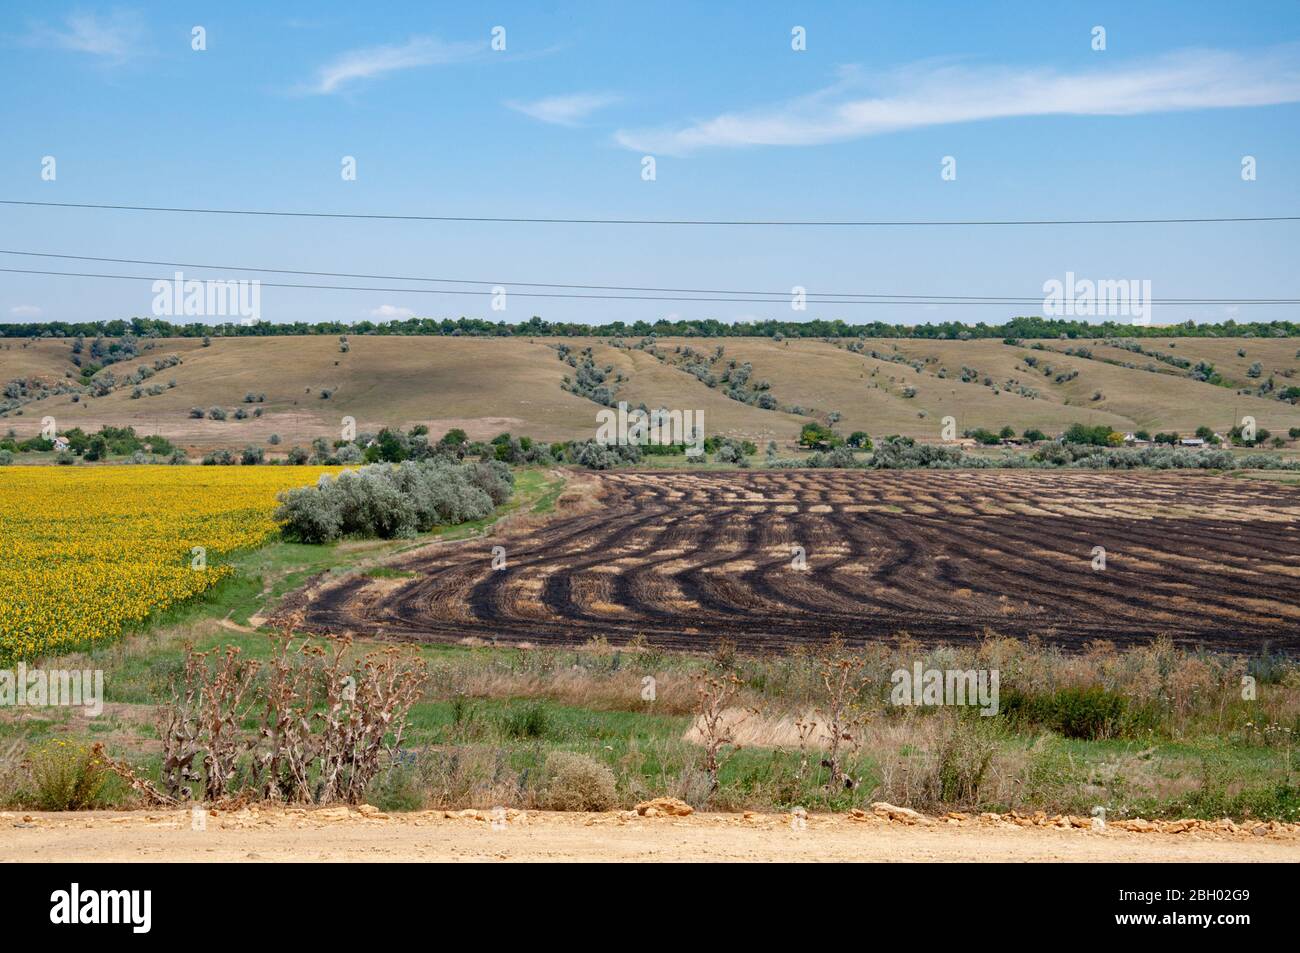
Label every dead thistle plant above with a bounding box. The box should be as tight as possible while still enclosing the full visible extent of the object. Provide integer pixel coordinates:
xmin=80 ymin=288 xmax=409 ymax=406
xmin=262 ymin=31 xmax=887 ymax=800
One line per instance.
xmin=813 ymin=636 xmax=871 ymax=790
xmin=692 ymin=671 xmax=751 ymax=794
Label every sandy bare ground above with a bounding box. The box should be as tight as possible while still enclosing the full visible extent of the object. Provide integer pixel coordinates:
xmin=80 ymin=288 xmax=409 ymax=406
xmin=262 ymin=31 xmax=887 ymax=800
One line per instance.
xmin=4 ymin=807 xmax=1298 ymax=862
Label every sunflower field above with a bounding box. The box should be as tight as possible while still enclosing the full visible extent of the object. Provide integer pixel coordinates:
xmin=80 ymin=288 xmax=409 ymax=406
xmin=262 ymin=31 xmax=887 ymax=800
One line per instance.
xmin=0 ymin=466 xmax=335 ymax=662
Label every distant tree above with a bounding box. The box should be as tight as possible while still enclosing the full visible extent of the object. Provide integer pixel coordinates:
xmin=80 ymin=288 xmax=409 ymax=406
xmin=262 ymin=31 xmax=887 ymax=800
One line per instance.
xmin=1064 ymin=423 xmax=1112 ymax=447
xmin=799 ymin=421 xmax=841 ymax=450
xmin=83 ymin=434 xmax=108 ymax=462
xmin=369 ymin=428 xmax=408 ymax=463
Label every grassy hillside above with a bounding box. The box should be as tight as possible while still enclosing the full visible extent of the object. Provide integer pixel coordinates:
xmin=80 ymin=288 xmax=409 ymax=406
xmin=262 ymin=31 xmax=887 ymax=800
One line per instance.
xmin=4 ymin=333 xmax=1300 ymax=452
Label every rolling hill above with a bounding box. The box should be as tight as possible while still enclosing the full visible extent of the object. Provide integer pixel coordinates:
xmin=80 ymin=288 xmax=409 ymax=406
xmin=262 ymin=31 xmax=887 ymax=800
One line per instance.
xmin=3 ymin=333 xmax=1300 ymax=452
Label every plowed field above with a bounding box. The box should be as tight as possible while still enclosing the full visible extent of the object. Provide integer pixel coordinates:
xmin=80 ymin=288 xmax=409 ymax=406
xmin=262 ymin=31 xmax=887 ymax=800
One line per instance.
xmin=294 ymin=470 xmax=1300 ymax=653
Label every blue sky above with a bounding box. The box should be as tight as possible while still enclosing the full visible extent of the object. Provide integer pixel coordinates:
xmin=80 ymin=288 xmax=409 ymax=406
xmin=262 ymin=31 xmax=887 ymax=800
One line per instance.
xmin=1 ymin=0 xmax=1298 ymax=327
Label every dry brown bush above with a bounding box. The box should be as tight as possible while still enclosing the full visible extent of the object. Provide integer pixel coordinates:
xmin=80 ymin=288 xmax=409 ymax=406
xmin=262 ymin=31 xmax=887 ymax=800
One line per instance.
xmin=692 ymin=672 xmax=750 ymax=794
xmin=541 ymin=751 xmax=617 ymax=811
xmin=810 ymin=636 xmax=872 ymax=790
xmin=138 ymin=614 xmax=426 ymax=805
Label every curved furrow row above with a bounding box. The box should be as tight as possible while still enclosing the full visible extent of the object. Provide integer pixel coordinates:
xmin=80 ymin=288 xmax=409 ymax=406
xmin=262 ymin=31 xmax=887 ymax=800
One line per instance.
xmin=294 ymin=469 xmax=1300 ymax=654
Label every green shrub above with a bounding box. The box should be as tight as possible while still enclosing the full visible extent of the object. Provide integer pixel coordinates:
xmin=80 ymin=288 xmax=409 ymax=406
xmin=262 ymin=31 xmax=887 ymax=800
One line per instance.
xmin=275 ymin=458 xmax=511 ymax=542
xmin=1000 ymin=686 xmax=1132 ymax=739
xmin=499 ymin=702 xmax=552 ymax=740
xmin=365 ymin=765 xmax=425 ymax=812
xmin=934 ymin=720 xmax=997 ymax=803
xmin=24 ymin=741 xmax=110 ymax=810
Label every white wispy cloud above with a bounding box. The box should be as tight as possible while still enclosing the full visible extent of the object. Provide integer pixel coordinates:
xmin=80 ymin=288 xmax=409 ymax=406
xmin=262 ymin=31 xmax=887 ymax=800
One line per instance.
xmin=304 ymin=34 xmax=483 ymax=94
xmin=24 ymin=10 xmax=144 ymax=62
xmin=615 ymin=47 xmax=1300 ymax=154
xmin=9 ymin=305 xmax=42 ymax=318
xmin=506 ymin=92 xmax=621 ymax=126
xmin=369 ymin=304 xmax=415 ymax=319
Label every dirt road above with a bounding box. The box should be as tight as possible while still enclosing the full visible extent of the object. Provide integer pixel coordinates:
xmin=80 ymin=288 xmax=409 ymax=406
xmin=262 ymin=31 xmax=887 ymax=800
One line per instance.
xmin=4 ymin=807 xmax=1298 ymax=862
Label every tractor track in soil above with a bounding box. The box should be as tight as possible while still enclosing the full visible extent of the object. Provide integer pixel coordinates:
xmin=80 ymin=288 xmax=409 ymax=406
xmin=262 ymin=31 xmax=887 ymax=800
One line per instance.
xmin=289 ymin=469 xmax=1300 ymax=654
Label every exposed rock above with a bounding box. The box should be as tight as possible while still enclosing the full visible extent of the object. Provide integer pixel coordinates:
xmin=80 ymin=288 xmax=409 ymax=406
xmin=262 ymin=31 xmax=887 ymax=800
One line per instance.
xmin=871 ymin=802 xmax=931 ymax=825
xmin=635 ymin=797 xmax=693 ymax=817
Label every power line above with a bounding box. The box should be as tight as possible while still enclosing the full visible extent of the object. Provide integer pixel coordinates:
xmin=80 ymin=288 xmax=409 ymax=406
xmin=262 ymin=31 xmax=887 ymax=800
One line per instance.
xmin=3 ymin=247 xmax=1297 ymax=303
xmin=2 ymin=265 xmax=1297 ymax=306
xmin=2 ymin=249 xmax=1017 ymax=300
xmin=3 ymin=198 xmax=1299 ymax=227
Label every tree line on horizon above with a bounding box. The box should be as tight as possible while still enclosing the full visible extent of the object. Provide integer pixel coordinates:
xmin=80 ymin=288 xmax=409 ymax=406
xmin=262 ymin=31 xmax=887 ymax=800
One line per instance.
xmin=3 ymin=314 xmax=1299 ymax=341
